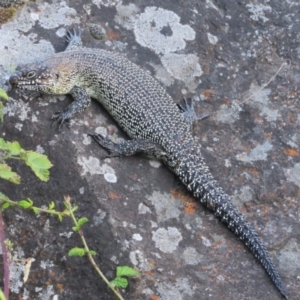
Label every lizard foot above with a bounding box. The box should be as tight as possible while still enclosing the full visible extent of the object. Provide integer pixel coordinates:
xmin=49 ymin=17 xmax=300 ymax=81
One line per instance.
xmin=177 ymin=98 xmax=209 ymax=124
xmin=88 ymin=133 xmax=121 ymax=158
xmin=65 ymin=28 xmax=83 ymax=51
xmin=65 ymin=28 xmax=81 ymax=42
xmin=51 ymin=111 xmax=71 ymax=130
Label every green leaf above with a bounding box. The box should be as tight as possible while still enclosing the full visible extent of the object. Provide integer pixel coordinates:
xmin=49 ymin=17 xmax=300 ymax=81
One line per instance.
xmin=63 ymin=200 xmax=77 ymax=211
xmin=4 ymin=239 xmax=13 ymax=249
xmin=58 ymin=214 xmax=63 ymax=222
xmin=0 ymin=88 xmax=9 ymax=101
xmin=2 ymin=202 xmax=10 ymax=210
xmin=48 ymin=201 xmax=55 ymax=210
xmin=0 ymin=102 xmax=3 ymax=123
xmin=116 ymin=266 xmax=140 ymax=278
xmin=71 ymin=205 xmax=78 ymax=213
xmin=18 ymin=198 xmax=33 ymax=209
xmin=72 ymin=225 xmax=79 ymax=232
xmin=68 ymin=247 xmax=86 ymax=257
xmin=9 ymin=141 xmax=21 ymax=156
xmin=0 ymin=138 xmax=7 ymax=151
xmin=77 ymin=217 xmax=89 ymax=229
xmin=24 ymin=151 xmax=53 ymax=182
xmin=88 ymin=250 xmax=97 ymax=256
xmin=32 ymin=207 xmax=40 ymax=214
xmin=110 ymin=277 xmax=128 ymax=288
xmin=0 ymin=164 xmax=20 ymax=184
xmin=0 ymin=191 xmax=8 ymax=201
xmin=62 ymin=209 xmax=70 ymax=217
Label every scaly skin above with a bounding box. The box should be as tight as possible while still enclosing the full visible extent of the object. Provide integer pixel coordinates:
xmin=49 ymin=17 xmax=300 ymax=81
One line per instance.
xmin=9 ymin=31 xmax=287 ymax=298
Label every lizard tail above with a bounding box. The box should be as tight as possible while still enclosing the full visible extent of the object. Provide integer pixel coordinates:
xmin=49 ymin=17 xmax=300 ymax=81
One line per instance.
xmin=172 ymin=148 xmax=288 ymax=298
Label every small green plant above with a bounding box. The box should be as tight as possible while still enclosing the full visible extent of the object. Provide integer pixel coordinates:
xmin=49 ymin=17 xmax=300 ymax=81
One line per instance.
xmin=0 ymin=88 xmax=9 ymax=122
xmin=0 ymin=195 xmax=140 ymax=300
xmin=110 ymin=266 xmax=140 ymax=289
xmin=0 ymin=90 xmax=54 ymax=299
xmin=0 ymin=90 xmax=139 ymax=299
xmin=0 ymin=138 xmax=53 ymax=183
xmin=64 ymin=196 xmax=140 ymax=300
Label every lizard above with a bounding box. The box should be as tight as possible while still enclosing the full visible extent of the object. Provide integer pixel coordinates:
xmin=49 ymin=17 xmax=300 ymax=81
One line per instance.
xmin=9 ymin=30 xmax=288 ymax=298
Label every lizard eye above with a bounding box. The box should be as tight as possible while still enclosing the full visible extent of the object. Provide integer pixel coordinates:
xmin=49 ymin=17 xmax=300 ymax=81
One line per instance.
xmin=26 ymin=71 xmax=36 ymax=78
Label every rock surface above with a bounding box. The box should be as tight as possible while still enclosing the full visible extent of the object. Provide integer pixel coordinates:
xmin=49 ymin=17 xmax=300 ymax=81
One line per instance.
xmin=1 ymin=0 xmax=300 ymax=299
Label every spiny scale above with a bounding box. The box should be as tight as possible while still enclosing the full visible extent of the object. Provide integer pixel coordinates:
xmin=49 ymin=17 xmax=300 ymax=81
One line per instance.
xmin=9 ymin=30 xmax=287 ymax=298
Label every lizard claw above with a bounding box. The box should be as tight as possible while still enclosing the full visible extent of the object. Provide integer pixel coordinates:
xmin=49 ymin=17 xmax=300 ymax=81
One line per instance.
xmin=51 ymin=111 xmax=70 ymax=131
xmin=177 ymin=98 xmax=193 ymax=112
xmin=177 ymin=98 xmax=210 ymax=123
xmin=64 ymin=28 xmax=83 ymax=51
xmin=88 ymin=133 xmax=119 ymax=158
xmin=65 ymin=28 xmax=81 ymax=43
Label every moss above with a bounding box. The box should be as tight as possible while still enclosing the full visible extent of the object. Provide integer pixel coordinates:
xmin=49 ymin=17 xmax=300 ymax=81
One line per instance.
xmin=0 ymin=0 xmax=23 ymax=8
xmin=0 ymin=0 xmax=29 ymax=24
xmin=0 ymin=7 xmax=17 ymax=24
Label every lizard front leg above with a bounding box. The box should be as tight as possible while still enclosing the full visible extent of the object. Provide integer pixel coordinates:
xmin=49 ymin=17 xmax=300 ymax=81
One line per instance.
xmin=52 ymin=86 xmax=91 ymax=130
xmin=64 ymin=29 xmax=83 ymax=52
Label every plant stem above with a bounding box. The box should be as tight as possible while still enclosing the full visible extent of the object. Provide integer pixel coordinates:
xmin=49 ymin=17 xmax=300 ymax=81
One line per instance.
xmin=0 ymin=196 xmax=68 ymax=219
xmin=31 ymin=206 xmax=68 ymax=217
xmin=0 ymin=155 xmax=20 ymax=162
xmin=65 ymin=197 xmax=125 ymax=300
xmin=0 ymin=209 xmax=9 ymax=300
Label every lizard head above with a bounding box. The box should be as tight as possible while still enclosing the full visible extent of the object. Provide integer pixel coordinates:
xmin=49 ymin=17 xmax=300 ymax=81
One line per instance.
xmin=9 ymin=59 xmax=74 ymax=95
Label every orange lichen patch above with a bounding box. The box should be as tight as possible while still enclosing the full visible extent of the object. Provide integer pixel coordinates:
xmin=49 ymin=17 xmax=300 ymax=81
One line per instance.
xmin=108 ymin=191 xmax=121 ymax=200
xmin=184 ymin=201 xmax=197 ymax=214
xmin=132 ymin=173 xmax=139 ymax=180
xmin=145 ymin=271 xmax=156 ymax=283
xmin=55 ymin=283 xmax=64 ymax=293
xmin=108 ymin=127 xmax=117 ymax=135
xmin=254 ymin=115 xmax=263 ymax=122
xmin=287 ymin=90 xmax=297 ymax=98
xmin=144 ymin=270 xmax=153 ymax=276
xmin=49 ymin=270 xmax=57 ymax=278
xmin=283 ymin=148 xmax=299 ymax=157
xmin=150 ymin=295 xmax=160 ymax=300
xmin=213 ymin=240 xmax=222 ymax=248
xmin=107 ymin=29 xmax=120 ymax=40
xmin=202 ymin=66 xmax=210 ymax=74
xmin=239 ymin=205 xmax=248 ymax=214
xmin=260 ymin=205 xmax=271 ymax=216
xmin=202 ymin=89 xmax=215 ymax=99
xmin=223 ymin=98 xmax=231 ymax=105
xmin=200 ymin=265 xmax=209 ymax=271
xmin=244 ymin=167 xmax=260 ymax=176
xmin=171 ymin=189 xmax=196 ymax=214
xmin=147 ymin=260 xmax=156 ymax=267
xmin=262 ymin=132 xmax=273 ymax=141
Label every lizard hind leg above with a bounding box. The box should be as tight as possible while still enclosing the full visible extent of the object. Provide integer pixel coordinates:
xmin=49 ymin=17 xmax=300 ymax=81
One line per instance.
xmin=64 ymin=28 xmax=83 ymax=52
xmin=89 ymin=133 xmax=167 ymax=160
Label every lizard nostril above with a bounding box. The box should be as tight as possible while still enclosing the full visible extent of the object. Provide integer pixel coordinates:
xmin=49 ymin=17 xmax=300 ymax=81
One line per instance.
xmin=9 ymin=75 xmax=19 ymax=87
